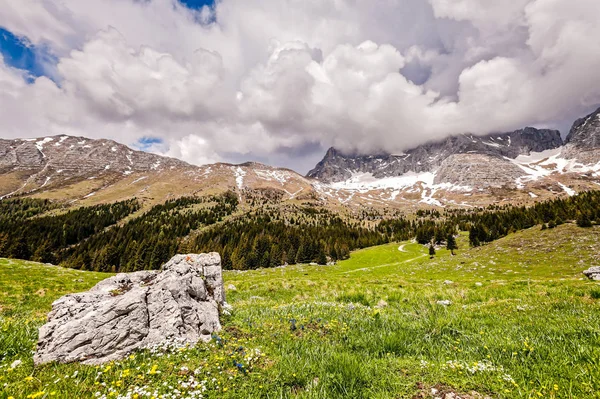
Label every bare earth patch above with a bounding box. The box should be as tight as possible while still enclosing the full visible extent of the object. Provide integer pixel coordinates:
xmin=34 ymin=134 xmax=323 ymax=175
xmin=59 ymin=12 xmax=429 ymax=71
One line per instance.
xmin=412 ymin=383 xmax=493 ymax=399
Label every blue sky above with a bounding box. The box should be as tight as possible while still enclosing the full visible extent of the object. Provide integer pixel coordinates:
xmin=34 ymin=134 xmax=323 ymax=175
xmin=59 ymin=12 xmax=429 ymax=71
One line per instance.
xmin=179 ymin=0 xmax=214 ymax=9
xmin=0 ymin=0 xmax=213 ymax=82
xmin=0 ymin=28 xmax=52 ymax=82
xmin=135 ymin=136 xmax=165 ymax=151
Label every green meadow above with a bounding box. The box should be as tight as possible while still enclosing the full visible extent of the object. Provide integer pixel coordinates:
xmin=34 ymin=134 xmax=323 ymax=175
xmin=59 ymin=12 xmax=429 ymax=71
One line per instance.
xmin=1 ymin=223 xmax=600 ymax=398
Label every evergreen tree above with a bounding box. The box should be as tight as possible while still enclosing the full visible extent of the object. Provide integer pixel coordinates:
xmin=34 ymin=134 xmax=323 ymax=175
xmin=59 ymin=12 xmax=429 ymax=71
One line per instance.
xmin=447 ymin=234 xmax=458 ymax=256
xmin=32 ymin=240 xmax=54 ymax=264
xmin=8 ymin=236 xmax=30 ymax=260
xmin=577 ymin=214 xmax=593 ymax=228
xmin=429 ymin=243 xmax=436 ymax=259
xmin=317 ymin=247 xmax=328 ymax=265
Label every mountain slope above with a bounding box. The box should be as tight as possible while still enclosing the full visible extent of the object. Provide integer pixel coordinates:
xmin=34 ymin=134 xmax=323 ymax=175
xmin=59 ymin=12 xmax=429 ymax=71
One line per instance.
xmin=0 ymin=136 xmax=319 ymax=210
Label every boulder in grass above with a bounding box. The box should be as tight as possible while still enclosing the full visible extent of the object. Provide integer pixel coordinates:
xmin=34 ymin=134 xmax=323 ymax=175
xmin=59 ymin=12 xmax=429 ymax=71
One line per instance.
xmin=34 ymin=253 xmax=226 ymax=365
xmin=583 ymin=266 xmax=600 ymax=281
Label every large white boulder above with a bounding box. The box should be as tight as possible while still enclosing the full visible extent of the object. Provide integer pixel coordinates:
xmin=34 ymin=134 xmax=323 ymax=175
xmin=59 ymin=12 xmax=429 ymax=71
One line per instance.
xmin=34 ymin=253 xmax=225 ymax=365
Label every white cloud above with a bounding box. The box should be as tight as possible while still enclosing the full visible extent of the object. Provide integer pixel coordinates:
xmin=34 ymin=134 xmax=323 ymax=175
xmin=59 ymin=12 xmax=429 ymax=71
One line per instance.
xmin=0 ymin=0 xmax=599 ymax=172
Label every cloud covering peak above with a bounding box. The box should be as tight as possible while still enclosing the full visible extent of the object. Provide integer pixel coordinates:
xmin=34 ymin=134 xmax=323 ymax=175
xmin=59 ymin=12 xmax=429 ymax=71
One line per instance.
xmin=0 ymin=0 xmax=599 ymax=172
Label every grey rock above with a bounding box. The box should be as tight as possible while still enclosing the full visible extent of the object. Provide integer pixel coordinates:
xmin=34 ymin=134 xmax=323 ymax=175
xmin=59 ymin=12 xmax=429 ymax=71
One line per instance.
xmin=436 ymin=300 xmax=452 ymax=306
xmin=583 ymin=266 xmax=600 ymax=281
xmin=563 ymin=107 xmax=600 ymax=161
xmin=34 ymin=253 xmax=225 ymax=365
xmin=565 ymin=107 xmax=600 ymax=149
xmin=434 ymin=154 xmax=525 ymax=188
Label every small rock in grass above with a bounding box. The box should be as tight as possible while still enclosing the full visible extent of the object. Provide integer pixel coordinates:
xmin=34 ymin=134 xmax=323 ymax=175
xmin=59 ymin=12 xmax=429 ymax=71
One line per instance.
xmin=10 ymin=359 xmax=22 ymax=369
xmin=376 ymin=300 xmax=388 ymax=308
xmin=583 ymin=267 xmax=600 ymax=281
xmin=443 ymin=280 xmax=454 ymax=285
xmin=221 ymin=302 xmax=233 ymax=316
xmin=475 ymin=282 xmax=483 ymax=287
xmin=437 ymin=300 xmax=452 ymax=306
xmin=227 ymin=284 xmax=237 ymax=291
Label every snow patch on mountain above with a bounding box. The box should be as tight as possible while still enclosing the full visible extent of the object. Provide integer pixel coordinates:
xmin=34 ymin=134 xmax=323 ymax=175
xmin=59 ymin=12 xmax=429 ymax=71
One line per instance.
xmin=557 ymin=183 xmax=576 ymax=196
xmin=36 ymin=137 xmax=54 ymax=157
xmin=234 ymin=167 xmax=246 ymax=189
xmin=510 ymin=148 xmax=600 ymax=188
xmin=312 ymin=171 xmax=473 ymax=206
xmin=130 ymin=176 xmax=148 ymax=185
xmin=255 ymin=169 xmax=291 ymax=185
xmin=329 ymin=171 xmax=436 ymax=191
xmin=328 ymin=171 xmax=472 ymax=193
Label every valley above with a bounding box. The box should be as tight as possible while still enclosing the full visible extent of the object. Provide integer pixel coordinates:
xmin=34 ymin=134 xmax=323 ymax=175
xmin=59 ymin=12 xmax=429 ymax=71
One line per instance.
xmin=1 ymin=224 xmax=599 ymax=398
xmin=1 ymin=3 xmax=599 ymax=399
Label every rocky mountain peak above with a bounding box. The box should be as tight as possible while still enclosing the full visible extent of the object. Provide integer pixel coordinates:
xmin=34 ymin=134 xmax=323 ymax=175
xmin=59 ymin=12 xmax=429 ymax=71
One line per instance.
xmin=565 ymin=106 xmax=600 ymax=148
xmin=308 ymin=128 xmax=562 ymax=183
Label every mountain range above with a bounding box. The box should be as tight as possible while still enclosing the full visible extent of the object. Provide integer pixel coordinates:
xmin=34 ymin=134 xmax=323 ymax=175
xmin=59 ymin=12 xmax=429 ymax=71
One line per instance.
xmin=1 ymin=106 xmax=600 ymax=210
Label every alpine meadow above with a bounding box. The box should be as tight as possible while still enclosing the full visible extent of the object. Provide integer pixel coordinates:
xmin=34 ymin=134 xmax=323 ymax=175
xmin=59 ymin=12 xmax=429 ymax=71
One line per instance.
xmin=2 ymin=1 xmax=600 ymax=398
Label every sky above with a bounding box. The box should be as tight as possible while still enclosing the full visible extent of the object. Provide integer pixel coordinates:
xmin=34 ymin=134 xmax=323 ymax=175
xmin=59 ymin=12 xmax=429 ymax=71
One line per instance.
xmin=0 ymin=0 xmax=599 ymax=173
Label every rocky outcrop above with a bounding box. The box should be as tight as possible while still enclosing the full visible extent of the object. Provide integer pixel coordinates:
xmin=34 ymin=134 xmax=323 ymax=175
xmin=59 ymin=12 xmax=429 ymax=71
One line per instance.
xmin=434 ymin=154 xmax=525 ymax=188
xmin=308 ymin=128 xmax=562 ymax=183
xmin=583 ymin=266 xmax=600 ymax=281
xmin=565 ymin=107 xmax=600 ymax=149
xmin=563 ymin=107 xmax=600 ymax=162
xmin=34 ymin=253 xmax=225 ymax=365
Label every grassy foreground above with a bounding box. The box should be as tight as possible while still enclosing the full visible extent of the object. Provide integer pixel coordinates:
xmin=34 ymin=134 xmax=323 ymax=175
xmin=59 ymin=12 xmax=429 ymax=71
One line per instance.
xmin=1 ymin=224 xmax=600 ymax=398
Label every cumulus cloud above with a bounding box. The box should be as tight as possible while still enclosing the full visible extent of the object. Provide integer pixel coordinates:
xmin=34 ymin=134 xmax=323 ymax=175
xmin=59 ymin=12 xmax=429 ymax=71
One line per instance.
xmin=0 ymin=0 xmax=599 ymax=172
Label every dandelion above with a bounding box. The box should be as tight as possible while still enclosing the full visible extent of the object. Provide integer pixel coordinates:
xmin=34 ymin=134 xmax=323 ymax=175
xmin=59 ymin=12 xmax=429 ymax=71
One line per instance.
xmin=24 ymin=376 xmax=34 ymax=382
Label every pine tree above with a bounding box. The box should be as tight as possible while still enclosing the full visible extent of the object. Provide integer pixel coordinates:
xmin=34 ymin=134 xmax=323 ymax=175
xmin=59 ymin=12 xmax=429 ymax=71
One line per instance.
xmin=429 ymin=243 xmax=436 ymax=259
xmin=317 ymin=247 xmax=328 ymax=265
xmin=32 ymin=240 xmax=54 ymax=264
xmin=577 ymin=214 xmax=593 ymax=228
xmin=8 ymin=236 xmax=30 ymax=260
xmin=447 ymin=234 xmax=458 ymax=256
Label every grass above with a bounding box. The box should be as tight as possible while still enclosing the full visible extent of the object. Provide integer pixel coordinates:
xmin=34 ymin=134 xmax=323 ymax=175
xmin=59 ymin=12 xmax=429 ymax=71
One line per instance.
xmin=1 ymin=224 xmax=600 ymax=398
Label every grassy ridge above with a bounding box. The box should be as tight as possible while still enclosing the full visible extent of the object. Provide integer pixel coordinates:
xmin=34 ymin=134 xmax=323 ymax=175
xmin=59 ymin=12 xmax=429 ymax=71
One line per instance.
xmin=1 ymin=224 xmax=600 ymax=398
